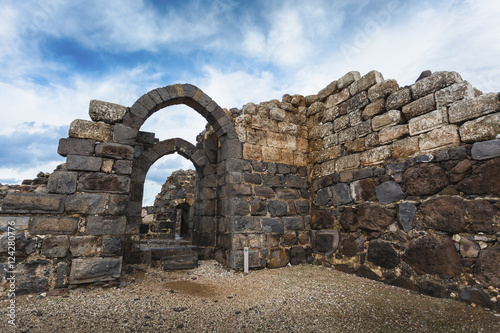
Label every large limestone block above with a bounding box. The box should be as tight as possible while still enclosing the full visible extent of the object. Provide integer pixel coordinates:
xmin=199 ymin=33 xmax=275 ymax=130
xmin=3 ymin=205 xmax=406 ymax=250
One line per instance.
xmin=459 ymin=112 xmax=500 ymax=143
xmin=402 ymin=94 xmax=436 ymax=119
xmin=2 ymin=193 xmax=65 ymax=213
xmin=448 ymin=93 xmax=500 ymax=123
xmin=31 ymin=216 xmax=78 ymax=235
xmin=367 ymin=79 xmax=399 ymax=102
xmin=372 ymin=110 xmax=402 ymax=131
xmin=435 ymin=81 xmax=475 ymax=107
xmin=386 ymin=88 xmax=411 ymax=110
xmin=69 ymin=119 xmax=112 ymax=142
xmin=89 ymin=100 xmax=127 ymax=124
xmin=410 ymin=71 xmax=462 ymax=99
xmin=349 ymin=70 xmax=384 ymax=96
xmin=408 ymin=108 xmax=448 ymax=136
xmin=418 ymin=125 xmax=460 ymax=152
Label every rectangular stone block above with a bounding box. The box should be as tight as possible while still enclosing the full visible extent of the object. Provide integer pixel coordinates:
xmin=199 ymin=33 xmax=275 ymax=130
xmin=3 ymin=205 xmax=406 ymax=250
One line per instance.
xmin=372 ymin=110 xmax=402 ymax=131
xmin=326 ymin=88 xmax=350 ymax=108
xmin=448 ymin=93 xmax=500 ymax=123
xmin=2 ymin=193 xmax=65 ymax=213
xmin=338 ymin=127 xmax=356 ymax=144
xmin=349 ymin=109 xmax=362 ymax=126
xmin=349 ymin=70 xmax=384 ymax=96
xmin=65 ymin=193 xmax=107 ymax=214
xmin=86 ymin=216 xmax=126 ymax=235
xmin=367 ymin=79 xmax=399 ymax=102
xmin=356 ymin=120 xmax=372 ymax=138
xmin=113 ymin=123 xmax=139 ymax=145
xmin=435 ymin=81 xmax=476 ymax=107
xmin=318 ymin=80 xmax=338 ymax=101
xmin=47 ymin=171 xmax=78 ymax=194
xmin=261 ymin=146 xmax=282 ymax=163
xmin=66 ymin=155 xmax=102 ymax=172
xmin=0 ymin=216 xmax=30 ymax=232
xmin=345 ymin=91 xmax=370 ymax=113
xmin=113 ymin=160 xmax=133 ymax=175
xmin=459 ymin=112 xmax=500 ymax=143
xmin=419 ymin=124 xmax=460 ymax=152
xmin=41 ymin=235 xmax=69 ymax=258
xmin=267 ymin=132 xmax=287 ymax=149
xmin=362 ymin=98 xmax=386 ymax=120
xmin=70 ymin=236 xmax=100 ymax=257
xmin=402 ymin=93 xmax=436 ymax=119
xmin=69 ymin=119 xmax=112 ymax=142
xmin=411 ymin=71 xmax=462 ymax=99
xmin=337 ymin=71 xmax=361 ymax=90
xmin=391 ymin=137 xmax=419 ymax=159
xmin=270 ymin=107 xmax=286 ymax=121
xmin=77 ymin=173 xmax=130 ymax=193
xmin=89 ymin=100 xmax=127 ymax=124
xmin=386 ymin=88 xmax=412 ymax=110
xmin=336 ymin=154 xmax=360 ymax=172
xmin=360 ymin=145 xmax=391 ymax=166
xmin=58 ymin=138 xmax=95 ymax=157
xmin=31 ymin=216 xmax=78 ymax=235
xmin=408 ymin=108 xmax=448 ymax=135
xmin=379 ymin=124 xmax=409 ymax=144
xmin=95 ymin=143 xmax=134 ymax=160
xmin=69 ymin=257 xmax=122 ymax=284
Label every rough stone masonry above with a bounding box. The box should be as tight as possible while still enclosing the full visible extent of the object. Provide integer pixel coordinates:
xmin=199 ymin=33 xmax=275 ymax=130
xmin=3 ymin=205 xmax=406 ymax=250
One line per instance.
xmin=0 ymin=70 xmax=499 ymax=309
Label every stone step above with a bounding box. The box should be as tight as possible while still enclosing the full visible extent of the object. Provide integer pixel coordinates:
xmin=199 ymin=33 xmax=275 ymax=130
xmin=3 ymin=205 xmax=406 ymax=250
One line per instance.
xmin=136 ymin=238 xmax=193 ymax=250
xmin=163 ymin=252 xmax=198 ymax=271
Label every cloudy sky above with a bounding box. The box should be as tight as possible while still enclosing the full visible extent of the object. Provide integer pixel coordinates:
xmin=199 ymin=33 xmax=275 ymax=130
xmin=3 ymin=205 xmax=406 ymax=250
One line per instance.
xmin=0 ymin=0 xmax=499 ymax=205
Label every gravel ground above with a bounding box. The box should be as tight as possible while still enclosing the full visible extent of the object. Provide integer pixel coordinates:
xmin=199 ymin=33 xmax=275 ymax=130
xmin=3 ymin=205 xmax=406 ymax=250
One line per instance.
xmin=1 ymin=260 xmax=499 ymax=332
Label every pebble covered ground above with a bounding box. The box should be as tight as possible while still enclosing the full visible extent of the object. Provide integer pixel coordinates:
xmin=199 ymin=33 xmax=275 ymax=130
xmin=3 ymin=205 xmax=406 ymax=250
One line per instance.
xmin=1 ymin=260 xmax=499 ymax=332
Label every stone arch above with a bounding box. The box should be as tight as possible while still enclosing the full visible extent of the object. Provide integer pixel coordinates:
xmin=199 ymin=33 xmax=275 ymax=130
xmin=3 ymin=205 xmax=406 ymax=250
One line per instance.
xmin=128 ymin=138 xmax=217 ymax=247
xmin=118 ymin=84 xmax=239 ymax=143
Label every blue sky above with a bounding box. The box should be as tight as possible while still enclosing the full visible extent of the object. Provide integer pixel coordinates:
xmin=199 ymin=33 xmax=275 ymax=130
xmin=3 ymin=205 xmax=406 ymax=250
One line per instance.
xmin=1 ymin=0 xmax=499 ymax=205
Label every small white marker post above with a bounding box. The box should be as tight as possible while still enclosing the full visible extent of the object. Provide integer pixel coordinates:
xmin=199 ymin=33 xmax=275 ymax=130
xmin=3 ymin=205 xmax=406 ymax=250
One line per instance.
xmin=244 ymin=247 xmax=249 ymax=273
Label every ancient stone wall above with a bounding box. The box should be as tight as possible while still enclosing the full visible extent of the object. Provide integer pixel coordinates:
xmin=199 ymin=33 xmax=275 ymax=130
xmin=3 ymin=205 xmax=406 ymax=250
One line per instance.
xmin=0 ymin=72 xmax=498 ymax=309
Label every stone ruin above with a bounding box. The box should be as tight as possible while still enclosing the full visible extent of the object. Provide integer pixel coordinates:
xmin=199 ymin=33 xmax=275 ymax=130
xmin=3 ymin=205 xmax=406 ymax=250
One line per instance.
xmin=0 ymin=70 xmax=499 ymax=309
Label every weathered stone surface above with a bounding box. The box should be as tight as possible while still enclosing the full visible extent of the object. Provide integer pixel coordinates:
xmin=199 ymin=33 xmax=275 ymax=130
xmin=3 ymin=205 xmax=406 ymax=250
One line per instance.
xmin=459 ymin=112 xmax=500 ymax=142
xmin=387 ymin=276 xmax=419 ymax=291
xmin=367 ymin=239 xmax=400 ymax=269
xmin=378 ymin=125 xmax=408 ymax=144
xmin=58 ymin=138 xmax=95 ymax=157
xmin=312 ymin=230 xmax=339 ymax=254
xmin=459 ymin=238 xmax=480 ymax=258
xmin=435 ymin=81 xmax=475 ymax=107
xmin=337 ymin=71 xmax=360 ymax=90
xmin=345 ymin=91 xmax=370 ymax=113
xmin=340 ymin=235 xmax=365 ymax=257
xmin=420 ymin=197 xmax=465 ymax=233
xmin=408 ymin=108 xmax=448 ymax=136
xmin=283 ymin=216 xmax=304 ymax=230
xmin=2 ymin=193 xmax=65 ymax=213
xmin=402 ymin=94 xmax=436 ymax=119
xmin=275 ymin=188 xmax=300 ymax=200
xmin=41 ymin=236 xmax=69 ymax=258
xmin=70 ymin=236 xmax=100 ymax=257
xmin=47 ymin=171 xmax=78 ymax=194
xmin=66 ymin=155 xmax=102 ymax=171
xmin=101 ymin=237 xmax=124 ymax=256
xmin=367 ymin=79 xmax=399 ymax=102
xmin=0 ymin=216 xmax=29 ymax=232
xmin=289 ymin=246 xmax=307 ymax=265
xmin=360 ymin=145 xmax=391 ymax=166
xmin=357 ymin=203 xmax=395 ymax=232
xmin=460 ymin=287 xmax=495 ymax=309
xmin=471 ymin=139 xmax=500 ymax=160
xmin=372 ymin=110 xmax=402 ymax=131
xmin=113 ymin=160 xmax=133 ymax=174
xmin=89 ymin=99 xmax=127 ymax=124
xmin=262 ymin=218 xmax=284 ymax=234
xmin=386 ymin=88 xmax=412 ymax=110
xmin=108 ymin=195 xmax=129 ymax=215
xmin=456 ymin=158 xmax=500 ymax=196
xmin=418 ymin=281 xmax=450 ymax=299
xmin=69 ymin=257 xmax=122 ymax=284
xmin=448 ymin=92 xmax=500 ymax=123
xmin=86 ymin=216 xmax=126 ymax=235
xmin=254 ymin=186 xmax=275 ymax=198
xmin=267 ymin=248 xmax=289 ymax=268
xmin=403 ymin=236 xmax=461 ymax=278
xmin=65 ymin=193 xmax=107 ymax=214
xmin=95 ymin=143 xmax=134 ymax=159
xmin=268 ymin=200 xmax=288 ymax=217
xmin=0 ymin=232 xmax=35 ymax=256
xmin=15 ymin=260 xmax=52 ymax=294
xmin=473 ymin=245 xmax=500 ymax=288
xmin=350 ymin=70 xmax=384 ymax=96
xmin=410 ymin=71 xmax=462 ymax=99
xmin=69 ymin=119 xmax=112 ymax=141
xmin=113 ymin=123 xmax=138 ymax=145
xmin=331 ymin=183 xmax=352 ymax=206
xmin=466 ymin=200 xmax=497 ymax=233
xmin=77 ymin=173 xmax=130 ymax=193
xmin=339 ymin=207 xmax=356 ymax=231
xmin=362 ymin=99 xmax=385 ymax=120
xmin=350 ymin=178 xmax=376 ymax=203
xmin=398 ymin=202 xmax=416 ymax=232
xmin=375 ymin=181 xmax=405 ymax=205
xmin=326 ymin=88 xmax=350 ymax=107
xmin=391 ymin=137 xmax=419 ymax=159
xmin=31 ymin=216 xmax=78 ymax=235
xmin=404 ymin=164 xmax=449 ymax=196
xmin=355 ymin=265 xmax=380 ymax=281
xmin=317 ymin=80 xmax=337 ymax=101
